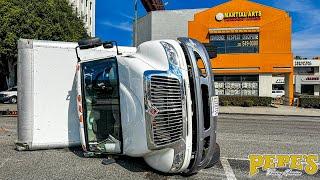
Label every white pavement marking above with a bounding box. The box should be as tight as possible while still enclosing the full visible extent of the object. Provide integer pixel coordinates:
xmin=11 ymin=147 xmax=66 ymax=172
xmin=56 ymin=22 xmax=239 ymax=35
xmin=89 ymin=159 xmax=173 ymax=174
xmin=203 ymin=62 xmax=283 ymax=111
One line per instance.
xmin=223 ymin=157 xmax=248 ymax=161
xmin=220 ymin=157 xmax=237 ymax=180
xmin=0 ymin=158 xmax=10 ymax=168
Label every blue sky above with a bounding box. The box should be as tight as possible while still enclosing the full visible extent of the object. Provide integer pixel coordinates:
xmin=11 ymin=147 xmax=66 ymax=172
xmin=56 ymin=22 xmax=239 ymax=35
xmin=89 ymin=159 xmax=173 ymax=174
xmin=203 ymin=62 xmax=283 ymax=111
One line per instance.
xmin=96 ymin=0 xmax=320 ymax=57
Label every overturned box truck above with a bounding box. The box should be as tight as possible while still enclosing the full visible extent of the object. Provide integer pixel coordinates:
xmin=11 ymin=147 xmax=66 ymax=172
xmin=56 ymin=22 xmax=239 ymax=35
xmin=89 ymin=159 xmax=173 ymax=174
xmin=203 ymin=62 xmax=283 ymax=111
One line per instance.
xmin=16 ymin=37 xmax=220 ymax=175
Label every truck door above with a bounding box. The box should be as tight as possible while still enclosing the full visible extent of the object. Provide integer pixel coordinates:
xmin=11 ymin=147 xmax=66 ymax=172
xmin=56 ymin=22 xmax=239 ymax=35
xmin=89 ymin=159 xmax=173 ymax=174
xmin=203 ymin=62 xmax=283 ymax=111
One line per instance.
xmin=178 ymin=38 xmax=219 ymax=174
xmin=80 ymin=57 xmax=122 ymax=154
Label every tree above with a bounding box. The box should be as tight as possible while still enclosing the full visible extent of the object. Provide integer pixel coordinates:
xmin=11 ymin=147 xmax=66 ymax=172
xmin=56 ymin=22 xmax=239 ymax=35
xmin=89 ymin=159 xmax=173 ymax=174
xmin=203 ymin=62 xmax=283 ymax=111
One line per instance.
xmin=0 ymin=0 xmax=88 ymax=90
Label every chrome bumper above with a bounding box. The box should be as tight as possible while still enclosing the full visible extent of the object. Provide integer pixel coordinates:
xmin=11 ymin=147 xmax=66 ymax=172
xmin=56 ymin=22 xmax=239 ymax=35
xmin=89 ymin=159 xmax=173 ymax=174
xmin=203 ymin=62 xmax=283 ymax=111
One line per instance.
xmin=178 ymin=37 xmax=219 ymax=175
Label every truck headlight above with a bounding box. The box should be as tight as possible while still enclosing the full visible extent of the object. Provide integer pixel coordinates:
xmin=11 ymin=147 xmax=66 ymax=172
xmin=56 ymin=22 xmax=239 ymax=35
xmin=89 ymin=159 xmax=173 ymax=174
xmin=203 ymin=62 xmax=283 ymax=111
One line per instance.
xmin=160 ymin=41 xmax=179 ymax=66
xmin=171 ymin=151 xmax=185 ymax=172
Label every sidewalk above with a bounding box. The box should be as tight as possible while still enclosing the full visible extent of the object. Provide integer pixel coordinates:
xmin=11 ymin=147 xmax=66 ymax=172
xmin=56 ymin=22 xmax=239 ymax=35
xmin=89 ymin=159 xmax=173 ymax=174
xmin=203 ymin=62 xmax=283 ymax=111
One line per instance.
xmin=220 ymin=106 xmax=320 ymax=117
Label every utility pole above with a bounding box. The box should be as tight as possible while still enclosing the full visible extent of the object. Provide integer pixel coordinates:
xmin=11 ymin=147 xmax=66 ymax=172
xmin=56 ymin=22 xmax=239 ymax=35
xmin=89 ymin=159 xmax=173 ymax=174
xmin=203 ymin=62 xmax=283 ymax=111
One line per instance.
xmin=134 ymin=0 xmax=138 ymax=47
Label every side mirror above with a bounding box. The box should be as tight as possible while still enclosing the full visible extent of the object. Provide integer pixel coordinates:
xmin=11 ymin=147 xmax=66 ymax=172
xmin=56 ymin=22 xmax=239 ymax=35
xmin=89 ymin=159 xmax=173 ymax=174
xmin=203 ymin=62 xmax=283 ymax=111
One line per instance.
xmin=103 ymin=42 xmax=114 ymax=49
xmin=78 ymin=38 xmax=102 ymax=50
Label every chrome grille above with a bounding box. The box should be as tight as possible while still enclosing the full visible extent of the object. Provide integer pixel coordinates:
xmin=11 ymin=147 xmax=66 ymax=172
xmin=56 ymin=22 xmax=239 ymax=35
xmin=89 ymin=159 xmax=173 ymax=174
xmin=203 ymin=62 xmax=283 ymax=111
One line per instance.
xmin=150 ymin=76 xmax=183 ymax=146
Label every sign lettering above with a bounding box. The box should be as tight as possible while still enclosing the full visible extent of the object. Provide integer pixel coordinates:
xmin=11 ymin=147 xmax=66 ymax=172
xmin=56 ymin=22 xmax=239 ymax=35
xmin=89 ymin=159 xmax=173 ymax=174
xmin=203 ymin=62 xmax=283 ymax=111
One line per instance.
xmin=216 ymin=11 xmax=262 ymax=21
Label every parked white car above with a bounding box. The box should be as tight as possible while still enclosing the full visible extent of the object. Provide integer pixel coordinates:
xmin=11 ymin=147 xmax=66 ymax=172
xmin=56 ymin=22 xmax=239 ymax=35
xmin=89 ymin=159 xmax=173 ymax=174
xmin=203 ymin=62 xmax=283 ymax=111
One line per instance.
xmin=271 ymin=90 xmax=285 ymax=98
xmin=0 ymin=86 xmax=18 ymax=104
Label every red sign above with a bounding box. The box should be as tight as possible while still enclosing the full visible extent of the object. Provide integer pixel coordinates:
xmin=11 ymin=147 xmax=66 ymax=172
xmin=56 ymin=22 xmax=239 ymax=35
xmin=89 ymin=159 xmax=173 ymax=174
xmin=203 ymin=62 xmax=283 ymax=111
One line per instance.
xmin=305 ymin=77 xmax=319 ymax=81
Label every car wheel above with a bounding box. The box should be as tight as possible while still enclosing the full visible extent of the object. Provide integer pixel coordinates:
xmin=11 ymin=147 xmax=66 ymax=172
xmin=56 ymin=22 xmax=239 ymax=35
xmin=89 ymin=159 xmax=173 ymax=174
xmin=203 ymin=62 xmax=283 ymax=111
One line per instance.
xmin=205 ymin=143 xmax=220 ymax=169
xmin=10 ymin=96 xmax=17 ymax=104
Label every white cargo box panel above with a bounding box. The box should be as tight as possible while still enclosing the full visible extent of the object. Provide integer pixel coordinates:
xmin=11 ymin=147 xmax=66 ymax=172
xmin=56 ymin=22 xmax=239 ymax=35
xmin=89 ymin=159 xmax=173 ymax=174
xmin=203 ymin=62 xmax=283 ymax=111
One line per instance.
xmin=17 ymin=39 xmax=136 ymax=150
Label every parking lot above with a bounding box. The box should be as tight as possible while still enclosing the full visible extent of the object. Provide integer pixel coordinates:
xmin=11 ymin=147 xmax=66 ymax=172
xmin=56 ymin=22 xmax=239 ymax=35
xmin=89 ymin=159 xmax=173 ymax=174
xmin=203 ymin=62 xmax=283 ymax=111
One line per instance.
xmin=0 ymin=104 xmax=320 ymax=179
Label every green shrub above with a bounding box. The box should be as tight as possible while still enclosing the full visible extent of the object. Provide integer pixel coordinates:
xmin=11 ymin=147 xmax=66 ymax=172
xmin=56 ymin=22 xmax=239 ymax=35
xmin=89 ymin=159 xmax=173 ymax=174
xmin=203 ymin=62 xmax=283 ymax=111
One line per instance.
xmin=218 ymin=96 xmax=272 ymax=107
xmin=243 ymin=100 xmax=254 ymax=107
xmin=299 ymin=96 xmax=320 ymax=108
xmin=220 ymin=101 xmax=230 ymax=106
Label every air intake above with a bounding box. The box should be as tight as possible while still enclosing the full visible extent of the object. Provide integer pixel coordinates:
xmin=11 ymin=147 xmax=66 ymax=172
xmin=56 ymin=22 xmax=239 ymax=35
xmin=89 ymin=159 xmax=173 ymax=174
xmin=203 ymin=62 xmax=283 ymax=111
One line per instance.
xmin=149 ymin=75 xmax=183 ymax=146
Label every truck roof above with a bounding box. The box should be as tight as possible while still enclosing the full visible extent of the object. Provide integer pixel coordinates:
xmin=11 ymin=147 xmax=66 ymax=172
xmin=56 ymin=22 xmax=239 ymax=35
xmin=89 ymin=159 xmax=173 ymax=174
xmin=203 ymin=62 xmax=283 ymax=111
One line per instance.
xmin=18 ymin=39 xmax=137 ymax=55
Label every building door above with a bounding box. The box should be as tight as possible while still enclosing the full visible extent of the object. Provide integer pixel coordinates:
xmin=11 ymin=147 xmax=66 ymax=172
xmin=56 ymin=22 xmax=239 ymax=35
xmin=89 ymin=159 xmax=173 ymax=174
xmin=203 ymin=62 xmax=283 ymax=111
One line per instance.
xmin=301 ymin=85 xmax=314 ymax=95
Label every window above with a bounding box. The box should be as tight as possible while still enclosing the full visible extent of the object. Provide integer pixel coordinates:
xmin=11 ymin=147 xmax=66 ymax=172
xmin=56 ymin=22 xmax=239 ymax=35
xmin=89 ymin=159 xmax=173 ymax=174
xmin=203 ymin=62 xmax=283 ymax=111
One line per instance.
xmin=294 ymin=67 xmax=315 ymax=75
xmin=273 ymin=84 xmax=284 ymax=90
xmin=210 ymin=33 xmax=259 ymax=54
xmin=301 ymin=85 xmax=314 ymax=95
xmin=214 ymin=75 xmax=259 ymax=96
xmin=90 ymin=2 xmax=92 ymax=10
xmin=81 ymin=58 xmax=121 ymax=151
xmin=86 ymin=0 xmax=88 ymax=7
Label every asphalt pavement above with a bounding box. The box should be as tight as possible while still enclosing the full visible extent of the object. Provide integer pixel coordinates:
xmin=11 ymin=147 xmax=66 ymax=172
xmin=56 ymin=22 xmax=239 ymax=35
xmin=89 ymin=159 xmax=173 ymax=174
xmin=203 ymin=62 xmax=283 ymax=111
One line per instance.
xmin=0 ymin=112 xmax=319 ymax=179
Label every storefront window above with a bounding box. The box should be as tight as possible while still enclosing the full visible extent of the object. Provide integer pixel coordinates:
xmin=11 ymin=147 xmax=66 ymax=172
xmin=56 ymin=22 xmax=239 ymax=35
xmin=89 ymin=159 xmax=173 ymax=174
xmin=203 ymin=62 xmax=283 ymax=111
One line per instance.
xmin=210 ymin=33 xmax=259 ymax=54
xmin=272 ymin=84 xmax=285 ymax=90
xmin=214 ymin=75 xmax=259 ymax=96
xmin=294 ymin=67 xmax=315 ymax=75
xmin=301 ymin=85 xmax=314 ymax=95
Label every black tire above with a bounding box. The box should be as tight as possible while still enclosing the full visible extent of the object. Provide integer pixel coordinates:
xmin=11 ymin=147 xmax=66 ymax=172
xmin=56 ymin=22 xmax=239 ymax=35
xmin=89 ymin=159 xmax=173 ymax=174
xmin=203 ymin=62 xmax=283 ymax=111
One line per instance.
xmin=206 ymin=143 xmax=220 ymax=169
xmin=10 ymin=96 xmax=17 ymax=104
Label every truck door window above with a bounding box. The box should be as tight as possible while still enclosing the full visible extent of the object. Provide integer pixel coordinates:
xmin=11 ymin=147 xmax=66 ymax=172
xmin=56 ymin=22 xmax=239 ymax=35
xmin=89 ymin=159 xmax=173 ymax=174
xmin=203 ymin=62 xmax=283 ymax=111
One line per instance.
xmin=81 ymin=58 xmax=121 ymax=153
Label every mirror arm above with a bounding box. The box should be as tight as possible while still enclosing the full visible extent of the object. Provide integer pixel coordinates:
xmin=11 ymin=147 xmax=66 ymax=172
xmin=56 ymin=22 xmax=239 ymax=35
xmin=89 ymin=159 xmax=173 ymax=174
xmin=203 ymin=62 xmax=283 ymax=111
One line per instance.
xmin=75 ymin=46 xmax=81 ymax=62
xmin=105 ymin=41 xmax=121 ymax=55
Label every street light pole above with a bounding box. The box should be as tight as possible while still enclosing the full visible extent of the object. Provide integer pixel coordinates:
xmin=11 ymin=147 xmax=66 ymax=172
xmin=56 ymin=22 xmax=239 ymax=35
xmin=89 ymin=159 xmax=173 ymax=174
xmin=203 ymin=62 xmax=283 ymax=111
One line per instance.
xmin=134 ymin=0 xmax=138 ymax=47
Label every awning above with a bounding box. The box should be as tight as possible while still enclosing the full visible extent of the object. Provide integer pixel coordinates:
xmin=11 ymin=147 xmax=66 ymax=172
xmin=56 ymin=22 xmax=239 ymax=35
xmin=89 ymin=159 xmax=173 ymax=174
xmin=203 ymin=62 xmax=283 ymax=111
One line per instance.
xmin=209 ymin=27 xmax=260 ymax=34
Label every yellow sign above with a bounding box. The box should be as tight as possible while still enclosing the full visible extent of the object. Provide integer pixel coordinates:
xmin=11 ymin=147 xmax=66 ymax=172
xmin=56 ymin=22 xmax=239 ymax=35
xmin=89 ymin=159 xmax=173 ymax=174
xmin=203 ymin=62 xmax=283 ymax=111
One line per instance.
xmin=215 ymin=11 xmax=262 ymax=21
xmin=249 ymin=154 xmax=319 ymax=176
xmin=224 ymin=11 xmax=262 ymax=18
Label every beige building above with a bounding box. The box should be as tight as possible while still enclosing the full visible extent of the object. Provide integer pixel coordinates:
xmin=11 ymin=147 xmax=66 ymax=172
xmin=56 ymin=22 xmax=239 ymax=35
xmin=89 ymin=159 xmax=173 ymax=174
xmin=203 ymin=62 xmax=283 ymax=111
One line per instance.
xmin=69 ymin=0 xmax=95 ymax=37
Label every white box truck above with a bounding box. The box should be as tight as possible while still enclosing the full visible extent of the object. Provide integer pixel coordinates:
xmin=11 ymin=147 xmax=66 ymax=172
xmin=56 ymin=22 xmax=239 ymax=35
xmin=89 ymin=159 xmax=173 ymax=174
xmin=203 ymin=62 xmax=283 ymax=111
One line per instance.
xmin=16 ymin=37 xmax=220 ymax=175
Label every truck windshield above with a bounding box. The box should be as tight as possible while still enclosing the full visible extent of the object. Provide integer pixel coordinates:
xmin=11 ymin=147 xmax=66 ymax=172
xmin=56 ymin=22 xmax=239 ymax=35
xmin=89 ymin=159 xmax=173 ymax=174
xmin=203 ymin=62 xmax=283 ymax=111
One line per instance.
xmin=81 ymin=57 xmax=121 ymax=153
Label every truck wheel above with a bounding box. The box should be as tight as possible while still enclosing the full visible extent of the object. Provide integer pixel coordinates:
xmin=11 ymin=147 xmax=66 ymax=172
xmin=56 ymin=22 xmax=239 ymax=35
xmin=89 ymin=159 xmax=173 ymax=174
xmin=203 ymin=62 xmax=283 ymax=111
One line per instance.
xmin=10 ymin=96 xmax=17 ymax=104
xmin=206 ymin=143 xmax=220 ymax=169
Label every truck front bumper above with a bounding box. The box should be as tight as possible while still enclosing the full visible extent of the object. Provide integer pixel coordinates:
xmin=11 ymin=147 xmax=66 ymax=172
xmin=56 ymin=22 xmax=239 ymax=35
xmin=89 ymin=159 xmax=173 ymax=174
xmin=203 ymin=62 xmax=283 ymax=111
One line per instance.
xmin=178 ymin=38 xmax=220 ymax=175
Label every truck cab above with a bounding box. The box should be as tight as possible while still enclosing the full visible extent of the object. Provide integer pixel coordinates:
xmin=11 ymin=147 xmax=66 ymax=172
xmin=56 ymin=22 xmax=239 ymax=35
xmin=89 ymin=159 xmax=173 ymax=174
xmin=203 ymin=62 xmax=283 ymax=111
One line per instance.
xmin=75 ymin=38 xmax=220 ymax=174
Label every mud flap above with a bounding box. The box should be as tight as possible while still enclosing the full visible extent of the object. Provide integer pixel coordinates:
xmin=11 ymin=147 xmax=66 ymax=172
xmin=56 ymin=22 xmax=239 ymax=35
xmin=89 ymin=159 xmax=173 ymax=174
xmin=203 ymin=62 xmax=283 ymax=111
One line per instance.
xmin=178 ymin=38 xmax=220 ymax=175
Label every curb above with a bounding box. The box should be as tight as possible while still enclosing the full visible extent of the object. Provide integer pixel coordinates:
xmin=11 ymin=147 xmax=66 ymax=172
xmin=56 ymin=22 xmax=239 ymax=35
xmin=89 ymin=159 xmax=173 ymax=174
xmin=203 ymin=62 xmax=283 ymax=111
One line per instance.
xmin=219 ymin=112 xmax=320 ymax=118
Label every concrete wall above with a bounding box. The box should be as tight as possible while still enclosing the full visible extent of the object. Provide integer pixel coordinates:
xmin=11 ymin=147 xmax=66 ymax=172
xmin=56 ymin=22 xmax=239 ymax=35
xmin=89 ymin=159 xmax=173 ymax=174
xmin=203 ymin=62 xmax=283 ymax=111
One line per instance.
xmin=135 ymin=9 xmax=206 ymax=46
xmin=295 ymin=75 xmax=301 ymax=93
xmin=259 ymin=74 xmax=272 ymax=97
xmin=151 ymin=9 xmax=205 ymax=41
xmin=134 ymin=14 xmax=152 ymax=46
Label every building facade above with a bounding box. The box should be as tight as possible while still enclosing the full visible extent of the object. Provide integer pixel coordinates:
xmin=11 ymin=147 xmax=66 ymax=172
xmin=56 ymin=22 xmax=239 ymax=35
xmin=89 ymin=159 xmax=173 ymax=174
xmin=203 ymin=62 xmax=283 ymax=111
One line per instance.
xmin=69 ymin=0 xmax=95 ymax=37
xmin=135 ymin=0 xmax=293 ymax=104
xmin=134 ymin=8 xmax=206 ymax=46
xmin=294 ymin=59 xmax=320 ymax=96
